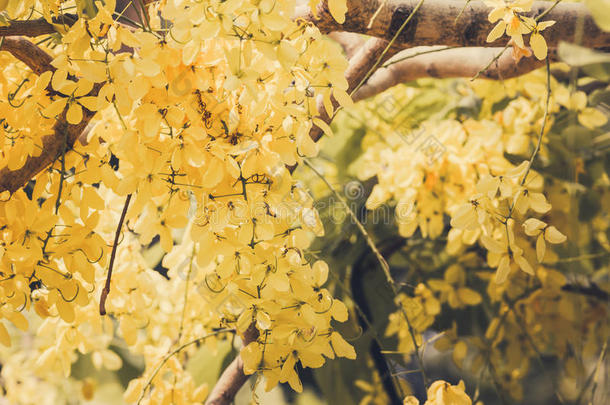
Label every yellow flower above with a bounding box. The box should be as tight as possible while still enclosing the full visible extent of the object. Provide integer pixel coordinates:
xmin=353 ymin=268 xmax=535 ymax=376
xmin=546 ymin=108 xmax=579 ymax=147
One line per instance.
xmin=485 ymin=0 xmax=533 ymax=48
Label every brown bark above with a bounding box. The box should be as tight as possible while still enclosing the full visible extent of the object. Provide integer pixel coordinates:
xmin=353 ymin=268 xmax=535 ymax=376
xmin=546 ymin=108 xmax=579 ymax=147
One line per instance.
xmin=205 ymin=324 xmax=259 ymax=405
xmin=353 ymin=46 xmax=550 ymax=101
xmin=0 ymin=37 xmax=54 ymax=74
xmin=0 ymin=14 xmax=77 ymax=37
xmin=297 ymin=0 xmax=610 ymax=50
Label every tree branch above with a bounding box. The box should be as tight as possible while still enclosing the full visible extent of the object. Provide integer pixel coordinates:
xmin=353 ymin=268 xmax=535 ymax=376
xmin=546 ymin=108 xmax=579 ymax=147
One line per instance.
xmin=353 ymin=46 xmax=550 ymax=101
xmin=297 ymin=0 xmax=610 ymax=50
xmin=100 ymin=193 xmax=133 ymax=316
xmin=0 ymin=37 xmax=100 ymax=195
xmin=0 ymin=36 xmax=54 ymax=74
xmin=0 ymin=14 xmax=78 ymax=37
xmin=328 ymin=32 xmax=365 ymax=59
xmin=205 ymin=324 xmax=260 ymax=405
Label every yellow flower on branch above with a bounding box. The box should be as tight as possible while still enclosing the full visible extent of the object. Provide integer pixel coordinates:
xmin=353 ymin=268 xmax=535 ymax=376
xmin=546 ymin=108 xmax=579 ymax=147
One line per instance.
xmin=485 ymin=0 xmax=533 ymax=48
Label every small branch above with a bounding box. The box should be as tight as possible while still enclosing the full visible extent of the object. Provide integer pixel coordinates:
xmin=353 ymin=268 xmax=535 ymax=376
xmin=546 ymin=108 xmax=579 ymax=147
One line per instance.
xmin=99 ymin=193 xmax=133 ymax=316
xmin=561 ymin=283 xmax=610 ymax=301
xmin=0 ymin=36 xmax=54 ymax=75
xmin=0 ymin=14 xmax=78 ymax=37
xmin=205 ymin=323 xmax=260 ymax=405
xmin=353 ymin=46 xmax=550 ymax=101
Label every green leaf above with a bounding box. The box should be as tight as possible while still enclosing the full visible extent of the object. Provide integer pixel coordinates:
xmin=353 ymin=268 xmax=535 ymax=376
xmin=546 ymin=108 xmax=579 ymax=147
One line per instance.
xmin=562 ymin=125 xmax=595 ymax=149
xmin=186 ymin=340 xmax=233 ymax=387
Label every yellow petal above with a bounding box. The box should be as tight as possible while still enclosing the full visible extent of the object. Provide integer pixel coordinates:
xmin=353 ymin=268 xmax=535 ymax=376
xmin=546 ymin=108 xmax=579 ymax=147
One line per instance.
xmin=43 ymin=97 xmax=68 ymax=118
xmin=523 ymin=218 xmax=546 ymax=236
xmin=313 ymin=117 xmax=333 ymax=137
xmin=333 ymin=88 xmax=353 ymax=108
xmin=537 ymin=20 xmax=556 ymax=31
xmin=487 ymin=21 xmax=506 ymax=43
xmin=515 ymin=254 xmax=534 ymax=275
xmin=536 ymin=234 xmax=546 ymax=262
xmin=578 ymin=108 xmax=608 ymax=129
xmin=331 ymin=332 xmax=356 ymax=359
xmin=328 ymin=0 xmax=348 ymax=24
xmin=530 ymin=32 xmax=548 ymax=60
xmin=458 ymin=288 xmax=482 ymax=306
xmin=495 ymin=255 xmax=511 ymax=284
xmin=78 ymin=96 xmax=99 ymax=111
xmin=545 ymin=226 xmax=567 ymax=244
xmin=67 ymin=103 xmax=83 ymax=124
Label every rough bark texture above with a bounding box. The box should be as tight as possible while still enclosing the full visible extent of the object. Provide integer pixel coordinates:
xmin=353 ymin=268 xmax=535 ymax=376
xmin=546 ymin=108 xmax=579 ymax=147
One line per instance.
xmin=353 ymin=46 xmax=550 ymax=101
xmin=0 ymin=14 xmax=78 ymax=37
xmin=298 ymin=0 xmax=610 ymax=50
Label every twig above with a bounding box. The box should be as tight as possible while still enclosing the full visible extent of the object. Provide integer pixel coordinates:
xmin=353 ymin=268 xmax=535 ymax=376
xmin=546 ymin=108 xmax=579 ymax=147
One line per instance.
xmin=99 ymin=193 xmax=133 ymax=315
xmin=367 ymin=0 xmax=388 ymax=29
xmin=381 ymin=46 xmax=456 ymax=68
xmin=176 ymin=247 xmax=195 ymax=343
xmin=561 ymin=283 xmax=609 ymax=301
xmin=303 ymin=159 xmax=429 ymax=387
xmin=520 ymin=58 xmax=552 ymax=187
xmin=137 ymin=328 xmax=236 ymax=405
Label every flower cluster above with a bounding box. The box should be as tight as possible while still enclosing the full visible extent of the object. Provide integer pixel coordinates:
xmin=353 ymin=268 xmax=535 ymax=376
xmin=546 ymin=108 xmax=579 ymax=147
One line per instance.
xmin=1 ymin=0 xmax=354 ymax=402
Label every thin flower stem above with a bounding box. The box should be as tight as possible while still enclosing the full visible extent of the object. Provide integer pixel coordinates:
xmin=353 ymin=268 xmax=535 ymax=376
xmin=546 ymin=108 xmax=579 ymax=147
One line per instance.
xmin=137 ymin=329 xmax=236 ymax=405
xmin=303 ymin=159 xmax=429 ymax=387
xmin=382 ymin=46 xmax=457 ymax=69
xmin=177 ymin=247 xmax=195 ymax=344
xmin=520 ymin=58 xmax=552 ymax=187
xmin=471 ymin=44 xmax=510 ymax=82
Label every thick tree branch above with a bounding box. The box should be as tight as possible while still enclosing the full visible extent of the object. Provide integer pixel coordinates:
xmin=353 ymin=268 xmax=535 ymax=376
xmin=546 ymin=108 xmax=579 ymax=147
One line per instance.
xmin=328 ymin=32 xmax=365 ymax=59
xmin=0 ymin=37 xmax=100 ymax=195
xmin=0 ymin=37 xmax=54 ymax=74
xmin=0 ymin=14 xmax=77 ymax=37
xmin=297 ymin=0 xmax=610 ymax=50
xmin=205 ymin=324 xmax=260 ymax=405
xmin=353 ymin=46 xmax=551 ymax=101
